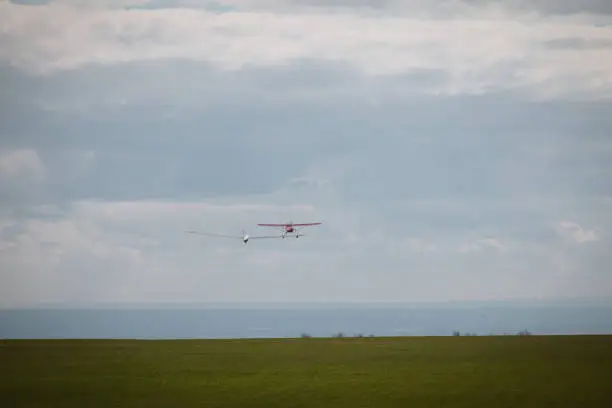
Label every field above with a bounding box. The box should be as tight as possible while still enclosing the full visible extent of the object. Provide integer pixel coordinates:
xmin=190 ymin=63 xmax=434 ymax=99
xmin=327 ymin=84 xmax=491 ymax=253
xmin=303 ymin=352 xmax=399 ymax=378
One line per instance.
xmin=2 ymin=335 xmax=611 ymax=407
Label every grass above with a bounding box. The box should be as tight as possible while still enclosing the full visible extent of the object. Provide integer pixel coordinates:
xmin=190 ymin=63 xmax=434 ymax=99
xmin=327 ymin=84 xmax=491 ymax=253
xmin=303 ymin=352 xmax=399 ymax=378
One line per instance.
xmin=1 ymin=335 xmax=611 ymax=407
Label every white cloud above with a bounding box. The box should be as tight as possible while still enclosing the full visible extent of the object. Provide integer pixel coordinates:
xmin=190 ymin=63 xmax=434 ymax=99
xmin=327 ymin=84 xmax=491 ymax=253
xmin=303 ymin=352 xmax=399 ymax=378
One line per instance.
xmin=405 ymin=237 xmax=438 ymax=253
xmin=3 ymin=182 xmax=607 ymax=307
xmin=555 ymin=220 xmax=600 ymax=244
xmin=0 ymin=215 xmax=144 ymax=306
xmin=1 ymin=1 xmax=612 ymax=99
xmin=458 ymin=237 xmax=507 ymax=253
xmin=0 ymin=149 xmax=45 ymax=204
xmin=0 ymin=148 xmax=44 ymax=182
xmin=0 ymin=190 xmax=329 ymax=307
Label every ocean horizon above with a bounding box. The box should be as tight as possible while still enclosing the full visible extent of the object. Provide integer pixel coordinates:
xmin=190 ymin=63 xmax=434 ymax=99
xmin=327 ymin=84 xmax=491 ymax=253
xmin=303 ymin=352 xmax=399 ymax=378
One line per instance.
xmin=2 ymin=298 xmax=612 ymax=339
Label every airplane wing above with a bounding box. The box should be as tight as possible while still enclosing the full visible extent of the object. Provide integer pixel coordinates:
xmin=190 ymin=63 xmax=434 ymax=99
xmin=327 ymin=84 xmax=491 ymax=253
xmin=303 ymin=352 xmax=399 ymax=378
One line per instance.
xmin=257 ymin=223 xmax=322 ymax=227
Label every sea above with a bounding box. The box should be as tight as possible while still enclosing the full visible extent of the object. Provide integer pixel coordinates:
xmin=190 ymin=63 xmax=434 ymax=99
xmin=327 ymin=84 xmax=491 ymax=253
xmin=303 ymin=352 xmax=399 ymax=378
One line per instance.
xmin=2 ymin=299 xmax=612 ymax=339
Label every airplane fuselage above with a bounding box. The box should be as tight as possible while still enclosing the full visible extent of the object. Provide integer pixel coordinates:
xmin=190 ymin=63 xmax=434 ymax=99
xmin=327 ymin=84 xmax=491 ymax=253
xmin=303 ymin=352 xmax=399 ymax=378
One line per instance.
xmin=281 ymin=225 xmax=298 ymax=238
xmin=257 ymin=221 xmax=321 ymax=239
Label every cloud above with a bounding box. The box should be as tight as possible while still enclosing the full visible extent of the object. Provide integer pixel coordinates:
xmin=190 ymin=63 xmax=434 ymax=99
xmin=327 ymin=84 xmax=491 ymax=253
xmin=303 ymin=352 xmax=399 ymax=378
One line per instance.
xmin=0 ymin=194 xmax=554 ymax=306
xmin=545 ymin=37 xmax=612 ymax=49
xmin=0 ymin=214 xmax=148 ymax=306
xmin=3 ymin=61 xmax=611 ymax=209
xmin=82 ymin=0 xmax=612 ymax=16
xmin=1 ymin=1 xmax=612 ymax=100
xmin=555 ymin=221 xmax=600 ymax=244
xmin=458 ymin=237 xmax=506 ymax=253
xmin=0 ymin=148 xmax=44 ymax=181
xmin=2 ymin=159 xmax=609 ymax=306
xmin=0 ymin=149 xmax=46 ymax=207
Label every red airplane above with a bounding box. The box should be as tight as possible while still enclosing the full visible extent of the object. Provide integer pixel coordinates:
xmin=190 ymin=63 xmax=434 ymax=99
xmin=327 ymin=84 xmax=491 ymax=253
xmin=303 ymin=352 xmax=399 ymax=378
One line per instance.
xmin=257 ymin=221 xmax=322 ymax=238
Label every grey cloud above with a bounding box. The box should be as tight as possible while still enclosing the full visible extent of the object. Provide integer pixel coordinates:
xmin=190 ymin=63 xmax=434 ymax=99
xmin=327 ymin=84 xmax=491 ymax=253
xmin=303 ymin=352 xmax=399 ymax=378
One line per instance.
xmin=24 ymin=0 xmax=612 ymax=15
xmin=544 ymin=38 xmax=612 ymax=50
xmin=1 ymin=60 xmax=448 ymax=206
xmin=256 ymin=0 xmax=612 ymax=15
xmin=123 ymin=0 xmax=239 ymax=11
xmin=341 ymin=93 xmax=612 ymax=193
xmin=214 ymin=0 xmax=612 ymax=15
xmin=1 ymin=59 xmax=611 ymax=291
xmin=9 ymin=0 xmax=50 ymax=5
xmin=449 ymin=0 xmax=612 ymax=15
xmin=2 ymin=61 xmax=612 ymax=212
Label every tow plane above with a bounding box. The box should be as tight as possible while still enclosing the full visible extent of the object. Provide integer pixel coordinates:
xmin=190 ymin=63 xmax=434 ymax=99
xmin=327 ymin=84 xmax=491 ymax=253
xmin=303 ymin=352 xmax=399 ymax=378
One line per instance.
xmin=256 ymin=221 xmax=322 ymax=239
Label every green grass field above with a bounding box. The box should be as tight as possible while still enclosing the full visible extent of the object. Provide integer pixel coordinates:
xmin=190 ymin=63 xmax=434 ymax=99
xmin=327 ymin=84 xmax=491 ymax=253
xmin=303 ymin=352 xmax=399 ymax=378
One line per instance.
xmin=2 ymin=335 xmax=611 ymax=407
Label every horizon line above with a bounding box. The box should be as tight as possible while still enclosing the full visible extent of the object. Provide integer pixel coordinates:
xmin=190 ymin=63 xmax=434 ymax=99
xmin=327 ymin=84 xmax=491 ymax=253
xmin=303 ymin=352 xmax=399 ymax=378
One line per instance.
xmin=2 ymin=296 xmax=612 ymax=310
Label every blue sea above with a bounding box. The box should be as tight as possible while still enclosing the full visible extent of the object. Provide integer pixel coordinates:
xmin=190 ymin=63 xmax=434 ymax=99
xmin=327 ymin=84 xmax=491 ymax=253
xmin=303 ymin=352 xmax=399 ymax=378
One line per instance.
xmin=1 ymin=301 xmax=612 ymax=339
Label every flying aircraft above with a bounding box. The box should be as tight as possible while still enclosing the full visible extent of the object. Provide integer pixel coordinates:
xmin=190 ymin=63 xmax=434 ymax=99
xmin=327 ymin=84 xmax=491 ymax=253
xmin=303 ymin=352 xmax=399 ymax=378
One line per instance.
xmin=185 ymin=230 xmax=282 ymax=245
xmin=257 ymin=221 xmax=322 ymax=238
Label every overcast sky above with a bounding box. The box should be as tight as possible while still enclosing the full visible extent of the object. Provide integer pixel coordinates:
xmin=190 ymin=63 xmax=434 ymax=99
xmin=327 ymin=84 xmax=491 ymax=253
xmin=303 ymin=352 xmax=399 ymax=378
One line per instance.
xmin=1 ymin=0 xmax=611 ymax=307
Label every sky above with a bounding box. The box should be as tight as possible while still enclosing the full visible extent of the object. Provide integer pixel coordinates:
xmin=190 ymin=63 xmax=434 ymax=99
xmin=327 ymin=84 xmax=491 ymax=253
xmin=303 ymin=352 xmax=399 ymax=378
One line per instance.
xmin=1 ymin=0 xmax=611 ymax=308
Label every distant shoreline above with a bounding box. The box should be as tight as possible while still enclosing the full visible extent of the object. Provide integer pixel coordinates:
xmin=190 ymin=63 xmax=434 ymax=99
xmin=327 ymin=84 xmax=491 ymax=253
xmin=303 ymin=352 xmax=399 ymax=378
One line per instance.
xmin=3 ymin=296 xmax=612 ymax=310
xmin=2 ymin=302 xmax=611 ymax=339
